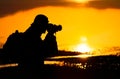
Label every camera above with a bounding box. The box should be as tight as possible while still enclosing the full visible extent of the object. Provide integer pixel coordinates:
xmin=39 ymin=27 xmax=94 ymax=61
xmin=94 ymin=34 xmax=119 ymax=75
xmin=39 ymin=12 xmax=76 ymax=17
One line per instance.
xmin=47 ymin=23 xmax=62 ymax=33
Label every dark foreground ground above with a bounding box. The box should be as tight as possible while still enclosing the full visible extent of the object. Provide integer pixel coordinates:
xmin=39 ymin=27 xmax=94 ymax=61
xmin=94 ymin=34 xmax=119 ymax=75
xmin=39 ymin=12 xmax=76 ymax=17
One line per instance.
xmin=0 ymin=64 xmax=119 ymax=79
xmin=0 ymin=55 xmax=120 ymax=79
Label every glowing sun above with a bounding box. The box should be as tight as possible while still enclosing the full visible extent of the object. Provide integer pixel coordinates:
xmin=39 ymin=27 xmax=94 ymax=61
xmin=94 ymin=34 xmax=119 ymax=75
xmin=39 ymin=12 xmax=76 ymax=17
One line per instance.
xmin=74 ymin=0 xmax=89 ymax=3
xmin=70 ymin=36 xmax=93 ymax=54
xmin=74 ymin=43 xmax=92 ymax=53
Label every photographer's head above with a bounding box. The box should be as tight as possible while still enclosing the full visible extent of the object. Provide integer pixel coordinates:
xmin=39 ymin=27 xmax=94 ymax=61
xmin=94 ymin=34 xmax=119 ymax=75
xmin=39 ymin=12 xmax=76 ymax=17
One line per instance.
xmin=34 ymin=14 xmax=49 ymax=24
xmin=25 ymin=14 xmax=62 ymax=37
xmin=34 ymin=14 xmax=49 ymax=33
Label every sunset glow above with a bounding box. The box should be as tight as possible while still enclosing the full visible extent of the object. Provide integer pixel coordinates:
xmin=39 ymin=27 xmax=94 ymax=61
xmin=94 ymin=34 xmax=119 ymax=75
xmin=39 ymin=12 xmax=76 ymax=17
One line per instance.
xmin=74 ymin=43 xmax=92 ymax=53
xmin=72 ymin=37 xmax=93 ymax=53
xmin=1 ymin=0 xmax=120 ymax=55
xmin=1 ymin=1 xmax=120 ymax=78
xmin=74 ymin=0 xmax=89 ymax=3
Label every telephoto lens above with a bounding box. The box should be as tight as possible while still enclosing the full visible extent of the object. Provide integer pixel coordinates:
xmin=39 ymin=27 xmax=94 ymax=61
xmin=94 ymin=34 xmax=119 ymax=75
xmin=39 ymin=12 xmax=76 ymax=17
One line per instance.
xmin=47 ymin=23 xmax=62 ymax=33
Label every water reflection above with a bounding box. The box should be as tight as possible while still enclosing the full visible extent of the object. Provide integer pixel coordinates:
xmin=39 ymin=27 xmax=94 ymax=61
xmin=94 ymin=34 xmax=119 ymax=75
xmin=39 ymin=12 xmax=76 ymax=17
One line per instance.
xmin=44 ymin=60 xmax=88 ymax=70
xmin=64 ymin=62 xmax=87 ymax=69
xmin=45 ymin=54 xmax=120 ymax=70
xmin=0 ymin=55 xmax=119 ymax=71
xmin=0 ymin=63 xmax=18 ymax=69
xmin=44 ymin=61 xmax=64 ymax=66
xmin=45 ymin=54 xmax=92 ymax=69
xmin=47 ymin=54 xmax=93 ymax=59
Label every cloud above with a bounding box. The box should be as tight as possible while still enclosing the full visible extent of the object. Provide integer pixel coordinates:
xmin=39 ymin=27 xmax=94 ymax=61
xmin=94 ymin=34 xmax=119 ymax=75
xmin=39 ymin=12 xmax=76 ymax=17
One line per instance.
xmin=0 ymin=0 xmax=120 ymax=18
xmin=0 ymin=0 xmax=68 ymax=17
xmin=87 ymin=0 xmax=120 ymax=9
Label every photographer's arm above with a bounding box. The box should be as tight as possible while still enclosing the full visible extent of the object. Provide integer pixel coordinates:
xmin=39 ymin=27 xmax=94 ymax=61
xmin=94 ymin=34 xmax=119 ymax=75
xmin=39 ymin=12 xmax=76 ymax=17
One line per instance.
xmin=43 ymin=32 xmax=58 ymax=57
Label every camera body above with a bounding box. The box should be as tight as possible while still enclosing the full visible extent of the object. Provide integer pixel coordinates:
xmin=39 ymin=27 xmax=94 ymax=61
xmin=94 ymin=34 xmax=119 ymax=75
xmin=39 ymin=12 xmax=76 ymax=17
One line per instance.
xmin=47 ymin=23 xmax=62 ymax=33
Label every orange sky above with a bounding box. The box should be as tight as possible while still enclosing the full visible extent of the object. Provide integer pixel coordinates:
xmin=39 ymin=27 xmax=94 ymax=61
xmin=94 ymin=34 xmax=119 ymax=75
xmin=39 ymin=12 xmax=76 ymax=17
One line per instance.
xmin=0 ymin=6 xmax=120 ymax=51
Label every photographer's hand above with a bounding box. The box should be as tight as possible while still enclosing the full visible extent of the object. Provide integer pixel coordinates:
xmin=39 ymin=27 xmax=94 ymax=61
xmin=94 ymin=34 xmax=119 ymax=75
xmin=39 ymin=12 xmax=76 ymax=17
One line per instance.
xmin=47 ymin=24 xmax=56 ymax=35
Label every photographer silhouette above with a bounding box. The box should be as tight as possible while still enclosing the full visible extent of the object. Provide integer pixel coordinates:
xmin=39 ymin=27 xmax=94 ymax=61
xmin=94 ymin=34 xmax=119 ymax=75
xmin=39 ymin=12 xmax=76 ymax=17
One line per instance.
xmin=2 ymin=14 xmax=62 ymax=78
